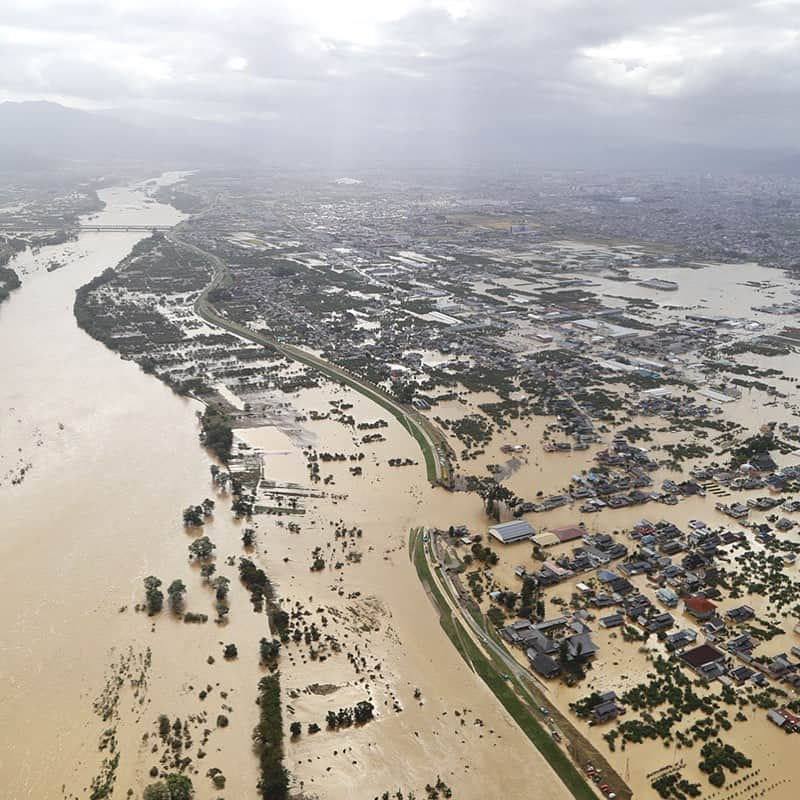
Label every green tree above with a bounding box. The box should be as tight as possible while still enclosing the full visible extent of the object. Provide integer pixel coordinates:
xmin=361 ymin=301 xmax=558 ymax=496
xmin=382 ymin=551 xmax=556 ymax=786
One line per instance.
xmin=165 ymin=774 xmax=193 ymax=800
xmin=182 ymin=506 xmax=204 ymax=527
xmin=142 ymin=774 xmax=193 ymax=800
xmin=487 ymin=606 xmax=506 ymax=627
xmin=200 ymin=406 xmax=233 ymax=463
xmin=167 ymin=580 xmax=186 ymax=615
xmin=519 ymin=576 xmax=539 ymax=618
xmin=353 ymin=700 xmax=374 ymax=725
xmin=143 ymin=783 xmax=170 ymax=800
xmin=144 ymin=576 xmax=164 ymax=615
xmin=259 ymin=638 xmax=281 ymax=667
xmin=212 ymin=575 xmax=230 ymax=601
xmin=188 ymin=536 xmax=216 ymax=562
xmin=223 ymin=643 xmax=238 ymax=659
xmin=253 ymin=674 xmax=288 ymax=799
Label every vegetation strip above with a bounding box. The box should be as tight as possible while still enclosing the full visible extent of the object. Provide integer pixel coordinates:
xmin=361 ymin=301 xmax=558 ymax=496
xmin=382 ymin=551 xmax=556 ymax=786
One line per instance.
xmin=253 ymin=672 xmax=289 ymax=800
xmin=410 ymin=528 xmax=468 ymax=661
xmin=0 ymin=265 xmax=21 ymax=305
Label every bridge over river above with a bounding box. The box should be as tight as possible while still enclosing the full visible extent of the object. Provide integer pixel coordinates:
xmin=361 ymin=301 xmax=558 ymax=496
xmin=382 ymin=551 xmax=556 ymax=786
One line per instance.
xmin=0 ymin=223 xmax=175 ymax=233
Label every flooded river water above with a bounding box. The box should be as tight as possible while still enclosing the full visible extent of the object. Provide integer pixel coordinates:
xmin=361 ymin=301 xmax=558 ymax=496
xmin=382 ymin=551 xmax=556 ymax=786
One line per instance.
xmin=4 ymin=175 xmax=799 ymax=800
xmin=0 ymin=177 xmax=268 ymax=799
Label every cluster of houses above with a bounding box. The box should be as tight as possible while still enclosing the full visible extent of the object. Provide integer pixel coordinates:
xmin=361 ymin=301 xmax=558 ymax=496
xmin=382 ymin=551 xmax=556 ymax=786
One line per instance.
xmin=716 ymin=501 xmax=750 ymax=520
xmin=547 ymin=395 xmax=599 ymax=448
xmin=491 ymin=514 xmax=800 ymax=722
xmin=528 ymin=435 xmax=733 ymax=515
xmin=500 ymin=614 xmax=599 ymax=680
xmin=714 ymin=493 xmax=800 ymax=534
xmin=675 ymin=631 xmax=800 ymax=697
xmin=697 ymin=459 xmax=800 ymax=498
xmin=555 ymin=436 xmax=661 ymax=512
xmin=499 ymin=524 xmax=631 ymax=589
xmin=525 ymin=430 xmax=800 ymax=521
xmin=630 ymin=391 xmax=721 ymax=421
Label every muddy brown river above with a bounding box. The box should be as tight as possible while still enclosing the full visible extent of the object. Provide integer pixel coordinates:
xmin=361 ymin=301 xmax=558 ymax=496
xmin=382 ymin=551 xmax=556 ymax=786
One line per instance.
xmin=0 ymin=177 xmax=268 ymax=799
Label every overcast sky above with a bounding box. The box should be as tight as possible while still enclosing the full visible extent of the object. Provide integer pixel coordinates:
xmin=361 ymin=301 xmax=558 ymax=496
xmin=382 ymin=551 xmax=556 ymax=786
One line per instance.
xmin=2 ymin=1 xmax=799 ymax=164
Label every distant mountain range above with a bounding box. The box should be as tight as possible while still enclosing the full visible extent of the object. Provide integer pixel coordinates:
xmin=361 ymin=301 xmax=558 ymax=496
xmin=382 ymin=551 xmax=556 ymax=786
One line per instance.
xmin=1 ymin=100 xmax=798 ymax=176
xmin=0 ymin=101 xmax=238 ymax=171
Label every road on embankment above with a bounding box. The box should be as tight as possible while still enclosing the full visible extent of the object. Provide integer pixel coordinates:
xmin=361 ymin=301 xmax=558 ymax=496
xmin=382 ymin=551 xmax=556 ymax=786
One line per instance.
xmin=411 ymin=528 xmax=632 ymax=800
xmin=168 ymin=232 xmax=451 ymax=485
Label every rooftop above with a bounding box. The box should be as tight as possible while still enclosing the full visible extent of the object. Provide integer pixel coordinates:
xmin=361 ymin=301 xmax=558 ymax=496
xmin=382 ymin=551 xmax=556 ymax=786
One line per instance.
xmin=684 ymin=596 xmax=718 ymax=614
xmin=680 ymin=644 xmax=726 ymax=669
xmin=488 ymin=519 xmax=536 ymax=543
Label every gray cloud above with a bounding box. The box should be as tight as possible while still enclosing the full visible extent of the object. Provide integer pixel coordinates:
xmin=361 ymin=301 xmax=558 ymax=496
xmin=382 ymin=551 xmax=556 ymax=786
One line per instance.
xmin=1 ymin=0 xmax=798 ymax=164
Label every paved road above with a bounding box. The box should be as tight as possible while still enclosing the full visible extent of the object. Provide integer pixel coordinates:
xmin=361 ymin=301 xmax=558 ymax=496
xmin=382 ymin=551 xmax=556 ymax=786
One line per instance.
xmin=427 ymin=534 xmax=549 ymax=694
xmin=422 ymin=531 xmax=630 ymax=800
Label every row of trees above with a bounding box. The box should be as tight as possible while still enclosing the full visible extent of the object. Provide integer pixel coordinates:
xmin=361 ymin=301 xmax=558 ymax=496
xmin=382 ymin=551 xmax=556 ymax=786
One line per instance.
xmin=253 ymin=674 xmax=289 ymax=799
xmin=182 ymin=498 xmax=215 ymax=527
xmin=145 ymin=570 xmax=226 ymax=619
xmin=200 ymin=405 xmax=233 ymax=463
xmin=239 ymin=556 xmax=274 ymax=613
xmin=260 ymin=638 xmax=281 ymax=670
xmin=470 ymin=542 xmax=498 ymax=566
xmin=167 ymin=580 xmax=186 ymax=615
xmin=475 ymin=479 xmax=519 ymax=522
xmin=518 ymin=575 xmax=540 ymax=619
xmin=144 ymin=576 xmax=164 ymax=615
xmin=699 ymin=740 xmax=752 ymax=787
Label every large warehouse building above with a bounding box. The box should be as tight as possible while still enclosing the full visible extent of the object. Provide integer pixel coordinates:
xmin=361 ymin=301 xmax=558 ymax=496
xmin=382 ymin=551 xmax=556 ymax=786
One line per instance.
xmin=488 ymin=519 xmax=536 ymax=544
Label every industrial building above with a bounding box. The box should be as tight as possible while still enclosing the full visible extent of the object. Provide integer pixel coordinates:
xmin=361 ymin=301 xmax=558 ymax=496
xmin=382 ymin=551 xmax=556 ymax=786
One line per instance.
xmin=488 ymin=519 xmax=536 ymax=544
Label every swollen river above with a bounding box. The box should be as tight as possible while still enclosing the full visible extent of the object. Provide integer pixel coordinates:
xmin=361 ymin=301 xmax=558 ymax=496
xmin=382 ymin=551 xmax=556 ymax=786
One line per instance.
xmin=0 ymin=176 xmax=263 ymax=799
